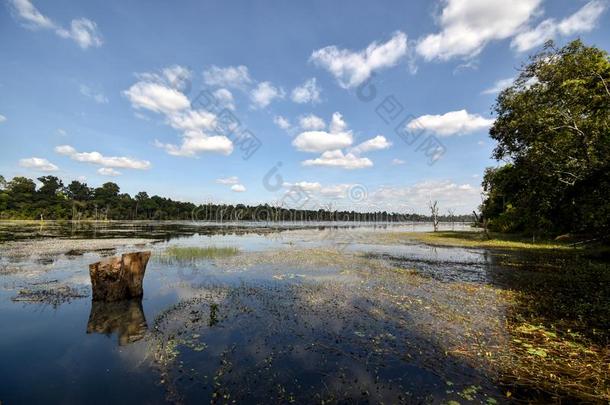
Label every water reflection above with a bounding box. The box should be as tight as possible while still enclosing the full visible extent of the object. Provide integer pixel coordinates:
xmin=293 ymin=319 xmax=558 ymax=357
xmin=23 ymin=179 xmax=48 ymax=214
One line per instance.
xmin=86 ymin=298 xmax=148 ymax=345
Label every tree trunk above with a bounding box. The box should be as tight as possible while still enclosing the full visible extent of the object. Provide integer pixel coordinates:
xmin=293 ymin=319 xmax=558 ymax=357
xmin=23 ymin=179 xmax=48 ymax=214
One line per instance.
xmin=89 ymin=251 xmax=151 ymax=301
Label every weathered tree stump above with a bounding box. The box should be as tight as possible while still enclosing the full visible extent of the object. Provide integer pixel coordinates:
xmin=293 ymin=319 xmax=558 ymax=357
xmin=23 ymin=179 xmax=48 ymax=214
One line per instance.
xmin=89 ymin=251 xmax=151 ymax=301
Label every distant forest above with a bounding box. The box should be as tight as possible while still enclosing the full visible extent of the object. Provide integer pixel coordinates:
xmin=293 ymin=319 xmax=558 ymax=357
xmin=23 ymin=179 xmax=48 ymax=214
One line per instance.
xmin=0 ymin=175 xmax=473 ymax=223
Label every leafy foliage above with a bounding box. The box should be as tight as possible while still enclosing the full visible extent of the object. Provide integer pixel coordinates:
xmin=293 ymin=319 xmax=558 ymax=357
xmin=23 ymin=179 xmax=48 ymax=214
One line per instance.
xmin=482 ymin=40 xmax=610 ymax=235
xmin=0 ymin=175 xmax=472 ymax=222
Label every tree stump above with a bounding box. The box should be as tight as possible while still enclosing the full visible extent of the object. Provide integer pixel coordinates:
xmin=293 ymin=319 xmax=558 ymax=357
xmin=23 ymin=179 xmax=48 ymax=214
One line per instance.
xmin=89 ymin=251 xmax=151 ymax=301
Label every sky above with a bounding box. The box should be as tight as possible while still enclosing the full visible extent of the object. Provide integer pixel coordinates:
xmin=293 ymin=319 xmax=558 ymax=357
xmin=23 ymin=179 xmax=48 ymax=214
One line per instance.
xmin=1 ymin=0 xmax=608 ymax=214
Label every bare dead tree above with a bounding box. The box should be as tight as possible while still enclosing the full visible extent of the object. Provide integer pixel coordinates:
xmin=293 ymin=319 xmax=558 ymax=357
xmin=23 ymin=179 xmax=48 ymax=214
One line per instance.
xmin=428 ymin=200 xmax=439 ymax=232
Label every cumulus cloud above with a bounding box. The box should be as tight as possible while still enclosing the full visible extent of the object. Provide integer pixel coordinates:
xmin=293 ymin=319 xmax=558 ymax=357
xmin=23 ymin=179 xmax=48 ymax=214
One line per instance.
xmin=154 ymin=133 xmax=233 ymax=157
xmin=55 ymin=145 xmax=151 ymax=170
xmin=203 ymin=65 xmax=252 ymax=89
xmin=124 ymin=81 xmax=190 ymax=115
xmin=416 ymin=0 xmax=541 ymax=60
xmin=250 ymin=81 xmax=285 ymax=109
xmin=319 ymin=184 xmax=352 ymax=198
xmin=167 ymin=110 xmax=217 ymax=133
xmin=370 ymin=180 xmax=482 ymax=213
xmin=291 ymin=78 xmax=321 ymax=104
xmin=511 ymin=0 xmax=607 ymax=52
xmin=19 ymin=157 xmax=58 ymax=172
xmin=216 ymin=176 xmax=240 ymax=185
xmin=292 ymin=112 xmax=353 ymax=153
xmin=9 ymin=0 xmax=102 ymax=49
xmin=231 ymin=184 xmax=246 ymax=192
xmin=407 ymin=110 xmax=494 ymax=136
xmin=391 ymin=158 xmax=406 ymax=165
xmin=79 ymin=84 xmax=108 ymax=104
xmin=302 ymin=150 xmax=373 ymax=170
xmin=298 ymin=114 xmax=326 ymax=130
xmin=311 ymin=31 xmax=408 ymax=88
xmin=213 ymin=88 xmax=235 ymax=110
xmin=55 ymin=18 xmax=102 ymax=49
xmin=0 ymin=115 xmax=6 ymax=123
xmin=125 ymin=66 xmax=234 ymax=157
xmin=273 ymin=115 xmax=291 ymax=130
xmin=283 ymin=181 xmax=322 ymax=192
xmin=97 ymin=167 xmax=121 ymax=176
xmin=481 ymin=77 xmax=515 ymax=95
xmin=350 ymin=135 xmax=391 ymax=155
xmin=294 ymin=113 xmax=386 ymax=169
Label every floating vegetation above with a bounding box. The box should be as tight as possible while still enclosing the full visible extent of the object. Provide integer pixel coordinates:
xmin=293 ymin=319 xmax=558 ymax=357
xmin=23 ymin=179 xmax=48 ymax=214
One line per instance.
xmin=11 ymin=282 xmax=88 ymax=307
xmin=162 ymin=246 xmax=239 ymax=262
xmin=381 ymin=230 xmax=573 ymax=251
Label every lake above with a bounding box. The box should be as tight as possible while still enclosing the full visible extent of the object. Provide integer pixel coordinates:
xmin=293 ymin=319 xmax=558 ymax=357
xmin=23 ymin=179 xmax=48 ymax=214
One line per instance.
xmin=0 ymin=221 xmax=605 ymax=403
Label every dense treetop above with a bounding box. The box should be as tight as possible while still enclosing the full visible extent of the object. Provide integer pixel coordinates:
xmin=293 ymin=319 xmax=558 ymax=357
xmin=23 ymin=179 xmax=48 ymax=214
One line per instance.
xmin=482 ymin=40 xmax=610 ymax=235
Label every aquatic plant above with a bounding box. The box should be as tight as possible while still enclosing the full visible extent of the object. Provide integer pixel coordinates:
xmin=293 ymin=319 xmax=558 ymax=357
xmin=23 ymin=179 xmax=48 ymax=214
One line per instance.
xmin=163 ymin=246 xmax=239 ymax=262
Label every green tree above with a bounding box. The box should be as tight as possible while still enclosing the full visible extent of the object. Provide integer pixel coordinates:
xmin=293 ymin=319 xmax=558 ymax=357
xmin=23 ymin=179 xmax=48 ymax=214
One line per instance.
xmin=483 ymin=40 xmax=610 ymax=235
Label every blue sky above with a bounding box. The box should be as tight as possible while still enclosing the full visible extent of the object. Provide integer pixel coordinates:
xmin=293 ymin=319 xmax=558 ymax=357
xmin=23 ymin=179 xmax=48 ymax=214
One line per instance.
xmin=1 ymin=0 xmax=608 ymax=214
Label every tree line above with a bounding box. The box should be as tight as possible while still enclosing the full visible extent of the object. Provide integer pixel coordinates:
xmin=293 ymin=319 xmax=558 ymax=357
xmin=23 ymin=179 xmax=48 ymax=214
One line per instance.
xmin=481 ymin=40 xmax=610 ymax=237
xmin=0 ymin=175 xmax=472 ymax=223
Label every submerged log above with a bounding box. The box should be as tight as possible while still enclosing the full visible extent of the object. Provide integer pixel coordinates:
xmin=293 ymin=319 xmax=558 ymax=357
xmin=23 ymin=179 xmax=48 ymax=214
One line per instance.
xmin=89 ymin=251 xmax=151 ymax=301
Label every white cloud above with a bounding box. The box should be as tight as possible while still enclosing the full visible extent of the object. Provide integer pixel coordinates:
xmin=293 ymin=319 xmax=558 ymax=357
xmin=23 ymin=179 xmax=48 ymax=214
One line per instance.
xmin=293 ymin=112 xmax=353 ymax=153
xmin=125 ymin=68 xmax=235 ymax=158
xmin=250 ymin=81 xmax=285 ymax=108
xmin=284 ymin=181 xmax=322 ymax=192
xmin=298 ymin=114 xmax=326 ymax=130
xmin=97 ymin=167 xmax=121 ymax=176
xmin=392 ymin=158 xmax=406 ymax=165
xmin=291 ymin=78 xmax=321 ymax=104
xmin=273 ymin=115 xmax=291 ymax=130
xmin=56 ymin=128 xmax=67 ymax=136
xmin=9 ymin=0 xmax=55 ymax=29
xmin=167 ymin=109 xmax=217 ymax=132
xmin=216 ymin=176 xmax=240 ymax=185
xmin=511 ymin=0 xmax=606 ymax=52
xmin=203 ymin=65 xmax=252 ymax=89
xmin=370 ymin=180 xmax=482 ymax=213
xmin=302 ymin=150 xmax=373 ymax=170
xmin=416 ymin=0 xmax=541 ymax=60
xmin=311 ymin=31 xmax=408 ymax=88
xmin=154 ymin=133 xmax=233 ymax=157
xmin=55 ymin=18 xmax=102 ymax=49
xmin=213 ymin=88 xmax=235 ymax=110
xmin=123 ymin=81 xmax=190 ymax=115
xmin=19 ymin=157 xmax=58 ymax=172
xmin=80 ymin=84 xmax=108 ymax=104
xmin=481 ymin=77 xmax=514 ymax=95
xmin=293 ymin=131 xmax=353 ymax=153
xmin=231 ymin=184 xmax=246 ymax=192
xmin=55 ymin=145 xmax=151 ymax=169
xmin=320 ymin=184 xmax=354 ymax=198
xmin=407 ymin=110 xmax=494 ymax=136
xmin=350 ymin=135 xmax=391 ymax=154
xmin=9 ymin=1 xmax=102 ymax=49
xmin=161 ymin=65 xmax=192 ymax=91
xmin=0 ymin=115 xmax=6 ymax=123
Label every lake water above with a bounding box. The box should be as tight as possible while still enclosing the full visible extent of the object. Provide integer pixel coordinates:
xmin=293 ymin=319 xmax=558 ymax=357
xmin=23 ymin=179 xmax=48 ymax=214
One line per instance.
xmin=0 ymin=221 xmax=560 ymax=403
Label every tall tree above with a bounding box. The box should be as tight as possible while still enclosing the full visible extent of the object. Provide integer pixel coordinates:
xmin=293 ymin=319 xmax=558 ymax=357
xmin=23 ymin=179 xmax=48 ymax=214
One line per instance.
xmin=483 ymin=40 xmax=610 ymax=235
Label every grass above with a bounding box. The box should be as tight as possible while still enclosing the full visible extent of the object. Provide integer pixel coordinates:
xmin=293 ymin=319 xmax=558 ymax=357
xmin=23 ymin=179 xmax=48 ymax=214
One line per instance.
xmin=385 ymin=230 xmax=574 ymax=251
xmin=164 ymin=246 xmax=239 ymax=261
